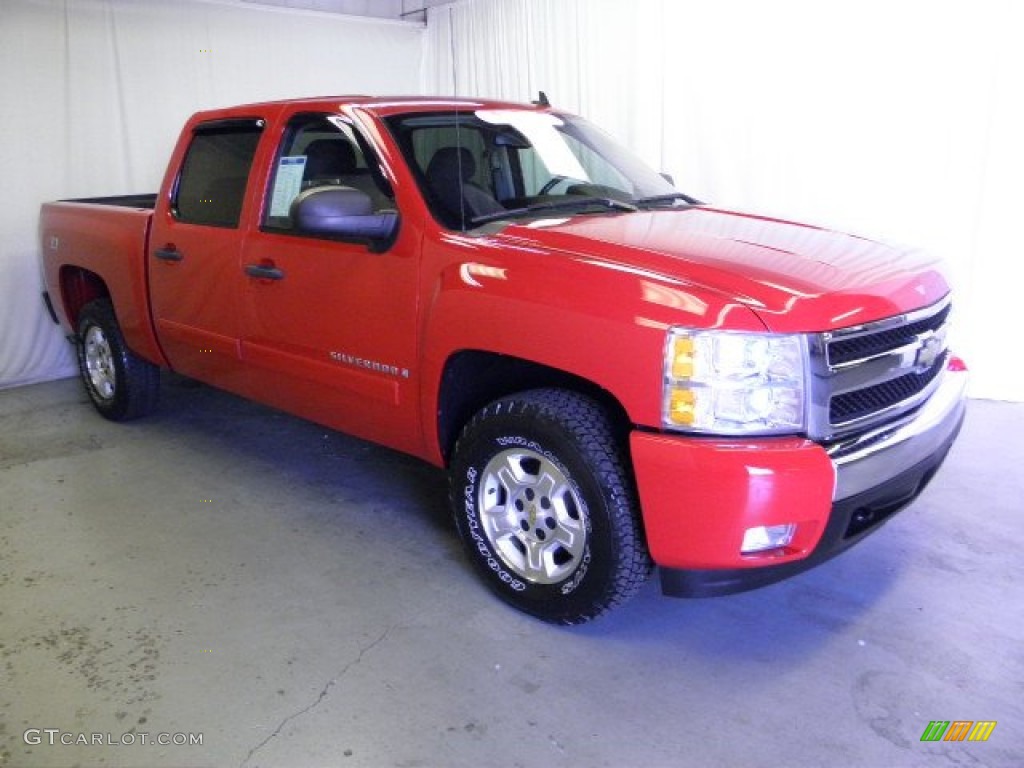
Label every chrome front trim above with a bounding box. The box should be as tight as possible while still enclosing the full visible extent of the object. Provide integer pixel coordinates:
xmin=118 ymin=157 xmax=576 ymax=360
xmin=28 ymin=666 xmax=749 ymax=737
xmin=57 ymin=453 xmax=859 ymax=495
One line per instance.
xmin=828 ymin=324 xmax=947 ymax=373
xmin=829 ymin=367 xmax=967 ymax=501
xmin=807 ymin=294 xmax=953 ymax=441
xmin=823 ymin=294 xmax=952 ymax=353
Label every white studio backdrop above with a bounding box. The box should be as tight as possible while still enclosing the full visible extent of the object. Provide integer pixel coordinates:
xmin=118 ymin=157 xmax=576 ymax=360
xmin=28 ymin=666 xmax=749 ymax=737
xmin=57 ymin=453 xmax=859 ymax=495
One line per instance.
xmin=3 ymin=0 xmax=1022 ymax=403
xmin=0 ymin=0 xmax=423 ymax=389
xmin=424 ymin=0 xmax=1024 ymax=402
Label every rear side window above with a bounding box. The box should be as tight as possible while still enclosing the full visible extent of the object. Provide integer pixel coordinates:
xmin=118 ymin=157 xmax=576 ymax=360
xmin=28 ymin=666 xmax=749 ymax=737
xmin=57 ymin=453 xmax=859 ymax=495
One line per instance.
xmin=174 ymin=119 xmax=264 ymax=227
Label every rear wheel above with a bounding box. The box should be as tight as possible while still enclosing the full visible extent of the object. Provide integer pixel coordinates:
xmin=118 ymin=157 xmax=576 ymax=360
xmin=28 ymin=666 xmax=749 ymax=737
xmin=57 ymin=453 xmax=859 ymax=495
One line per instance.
xmin=77 ymin=299 xmax=160 ymax=421
xmin=449 ymin=389 xmax=651 ymax=624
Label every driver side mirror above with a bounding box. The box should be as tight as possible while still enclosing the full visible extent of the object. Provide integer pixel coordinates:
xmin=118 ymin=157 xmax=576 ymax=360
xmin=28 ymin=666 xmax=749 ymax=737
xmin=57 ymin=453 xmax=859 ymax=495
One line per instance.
xmin=291 ymin=187 xmax=399 ymax=250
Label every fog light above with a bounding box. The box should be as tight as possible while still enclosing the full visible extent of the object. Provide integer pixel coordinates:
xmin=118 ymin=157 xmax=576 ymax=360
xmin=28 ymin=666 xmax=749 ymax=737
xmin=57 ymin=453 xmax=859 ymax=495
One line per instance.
xmin=741 ymin=524 xmax=796 ymax=554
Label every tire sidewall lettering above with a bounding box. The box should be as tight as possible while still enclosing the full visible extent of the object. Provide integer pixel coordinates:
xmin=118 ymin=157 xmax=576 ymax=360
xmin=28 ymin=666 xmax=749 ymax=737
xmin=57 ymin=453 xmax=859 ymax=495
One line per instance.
xmin=462 ymin=466 xmax=527 ymax=592
xmin=460 ymin=432 xmax=594 ymax=598
xmin=450 ymin=391 xmax=648 ymax=623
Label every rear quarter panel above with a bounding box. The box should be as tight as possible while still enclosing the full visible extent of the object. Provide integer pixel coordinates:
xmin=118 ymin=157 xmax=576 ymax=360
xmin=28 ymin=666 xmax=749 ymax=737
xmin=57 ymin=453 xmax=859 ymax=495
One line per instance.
xmin=40 ymin=201 xmax=166 ymax=366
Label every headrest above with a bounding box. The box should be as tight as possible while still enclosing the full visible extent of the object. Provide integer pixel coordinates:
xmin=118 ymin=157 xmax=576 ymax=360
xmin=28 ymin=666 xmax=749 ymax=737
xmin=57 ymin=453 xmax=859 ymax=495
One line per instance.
xmin=304 ymin=139 xmax=357 ymax=178
xmin=426 ymin=146 xmax=476 ymax=183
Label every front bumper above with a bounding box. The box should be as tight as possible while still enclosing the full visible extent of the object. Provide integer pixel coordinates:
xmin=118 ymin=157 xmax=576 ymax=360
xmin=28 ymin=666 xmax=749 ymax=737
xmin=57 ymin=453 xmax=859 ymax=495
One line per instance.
xmin=630 ymin=360 xmax=968 ymax=597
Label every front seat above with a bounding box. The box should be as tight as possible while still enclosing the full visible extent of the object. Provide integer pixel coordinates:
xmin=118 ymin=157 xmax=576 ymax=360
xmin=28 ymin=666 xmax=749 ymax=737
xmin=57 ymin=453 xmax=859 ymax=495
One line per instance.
xmin=424 ymin=147 xmax=504 ymax=227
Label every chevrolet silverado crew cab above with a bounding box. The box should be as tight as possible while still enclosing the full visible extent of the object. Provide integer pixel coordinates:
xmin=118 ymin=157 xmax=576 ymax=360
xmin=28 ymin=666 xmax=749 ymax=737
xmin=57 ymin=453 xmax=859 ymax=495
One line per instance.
xmin=39 ymin=95 xmax=967 ymax=624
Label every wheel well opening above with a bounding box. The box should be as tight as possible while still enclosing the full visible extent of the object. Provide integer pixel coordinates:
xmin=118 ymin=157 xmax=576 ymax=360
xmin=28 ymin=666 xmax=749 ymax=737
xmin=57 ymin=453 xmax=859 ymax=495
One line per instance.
xmin=437 ymin=351 xmax=632 ymax=465
xmin=60 ymin=267 xmax=109 ymax=333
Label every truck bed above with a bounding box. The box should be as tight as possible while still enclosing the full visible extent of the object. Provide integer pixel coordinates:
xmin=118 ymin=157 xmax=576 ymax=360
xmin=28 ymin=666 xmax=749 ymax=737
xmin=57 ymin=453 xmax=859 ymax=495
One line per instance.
xmin=58 ymin=193 xmax=157 ymax=209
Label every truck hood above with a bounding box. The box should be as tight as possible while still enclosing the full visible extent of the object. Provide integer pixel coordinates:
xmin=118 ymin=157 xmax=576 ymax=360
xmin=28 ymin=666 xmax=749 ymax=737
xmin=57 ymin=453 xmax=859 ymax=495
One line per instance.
xmin=493 ymin=206 xmax=950 ymax=333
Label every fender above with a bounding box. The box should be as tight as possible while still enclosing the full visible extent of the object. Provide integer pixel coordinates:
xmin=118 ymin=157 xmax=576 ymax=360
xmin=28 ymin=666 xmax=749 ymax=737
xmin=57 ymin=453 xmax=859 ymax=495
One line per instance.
xmin=415 ymin=227 xmax=766 ymax=463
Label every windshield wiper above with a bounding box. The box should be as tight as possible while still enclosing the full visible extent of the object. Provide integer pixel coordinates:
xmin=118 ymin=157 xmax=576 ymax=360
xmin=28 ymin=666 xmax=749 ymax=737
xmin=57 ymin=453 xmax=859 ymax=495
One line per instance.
xmin=633 ymin=192 xmax=702 ymax=207
xmin=470 ymin=196 xmax=638 ymax=226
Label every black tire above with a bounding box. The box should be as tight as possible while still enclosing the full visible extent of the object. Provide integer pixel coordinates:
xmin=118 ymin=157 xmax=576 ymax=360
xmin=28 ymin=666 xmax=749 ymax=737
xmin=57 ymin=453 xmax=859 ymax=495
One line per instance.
xmin=449 ymin=389 xmax=652 ymax=624
xmin=76 ymin=299 xmax=160 ymax=421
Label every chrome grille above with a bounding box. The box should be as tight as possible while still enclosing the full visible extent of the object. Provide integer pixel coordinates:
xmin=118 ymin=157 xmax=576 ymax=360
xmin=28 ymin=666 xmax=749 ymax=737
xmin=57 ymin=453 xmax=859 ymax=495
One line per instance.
xmin=808 ymin=295 xmax=952 ymax=441
xmin=827 ymin=302 xmax=951 ymax=367
xmin=829 ymin=358 xmax=946 ymax=424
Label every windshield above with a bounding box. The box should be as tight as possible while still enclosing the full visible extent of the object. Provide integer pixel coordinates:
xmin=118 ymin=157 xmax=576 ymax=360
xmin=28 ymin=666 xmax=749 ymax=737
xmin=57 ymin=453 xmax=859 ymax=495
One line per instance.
xmin=384 ymin=109 xmax=689 ymax=230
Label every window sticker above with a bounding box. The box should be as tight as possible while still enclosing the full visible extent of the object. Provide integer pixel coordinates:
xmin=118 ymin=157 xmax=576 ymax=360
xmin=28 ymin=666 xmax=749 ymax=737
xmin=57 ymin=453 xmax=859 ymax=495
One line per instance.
xmin=268 ymin=156 xmax=307 ymax=217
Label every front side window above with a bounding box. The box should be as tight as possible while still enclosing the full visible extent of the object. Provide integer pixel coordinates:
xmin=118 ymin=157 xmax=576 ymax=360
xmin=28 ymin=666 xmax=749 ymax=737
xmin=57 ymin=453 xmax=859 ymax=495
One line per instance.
xmin=263 ymin=113 xmax=394 ymax=232
xmin=384 ymin=110 xmax=684 ymax=230
xmin=174 ymin=120 xmax=263 ymax=227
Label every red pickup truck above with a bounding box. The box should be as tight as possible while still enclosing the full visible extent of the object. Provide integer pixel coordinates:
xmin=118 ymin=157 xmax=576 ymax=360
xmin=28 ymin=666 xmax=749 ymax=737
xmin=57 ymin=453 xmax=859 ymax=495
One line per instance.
xmin=40 ymin=95 xmax=967 ymax=623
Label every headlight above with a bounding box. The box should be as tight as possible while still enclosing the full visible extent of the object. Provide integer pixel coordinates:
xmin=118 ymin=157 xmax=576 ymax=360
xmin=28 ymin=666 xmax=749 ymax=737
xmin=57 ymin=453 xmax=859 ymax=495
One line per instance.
xmin=662 ymin=329 xmax=808 ymax=435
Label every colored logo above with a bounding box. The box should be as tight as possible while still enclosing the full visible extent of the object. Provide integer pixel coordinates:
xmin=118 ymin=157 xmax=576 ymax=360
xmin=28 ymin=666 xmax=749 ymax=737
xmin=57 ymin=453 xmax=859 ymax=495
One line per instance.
xmin=920 ymin=721 xmax=997 ymax=742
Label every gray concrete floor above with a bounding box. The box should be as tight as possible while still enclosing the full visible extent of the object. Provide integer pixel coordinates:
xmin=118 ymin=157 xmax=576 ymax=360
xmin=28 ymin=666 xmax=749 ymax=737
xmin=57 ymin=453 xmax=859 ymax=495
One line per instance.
xmin=1 ymin=375 xmax=1021 ymax=768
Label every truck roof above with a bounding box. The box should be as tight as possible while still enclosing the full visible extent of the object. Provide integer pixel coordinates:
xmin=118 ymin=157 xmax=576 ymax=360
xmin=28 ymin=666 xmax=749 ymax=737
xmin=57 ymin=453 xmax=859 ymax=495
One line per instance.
xmin=201 ymin=95 xmax=553 ymax=120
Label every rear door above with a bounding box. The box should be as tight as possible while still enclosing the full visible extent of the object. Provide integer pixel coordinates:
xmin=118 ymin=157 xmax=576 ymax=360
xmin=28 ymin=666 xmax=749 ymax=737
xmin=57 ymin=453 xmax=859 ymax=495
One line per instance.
xmin=149 ymin=118 xmax=265 ymax=389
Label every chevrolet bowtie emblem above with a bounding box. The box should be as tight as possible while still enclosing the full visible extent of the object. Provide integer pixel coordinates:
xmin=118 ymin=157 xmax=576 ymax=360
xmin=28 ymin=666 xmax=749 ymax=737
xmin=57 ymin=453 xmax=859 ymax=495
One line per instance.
xmin=915 ymin=334 xmax=944 ymax=370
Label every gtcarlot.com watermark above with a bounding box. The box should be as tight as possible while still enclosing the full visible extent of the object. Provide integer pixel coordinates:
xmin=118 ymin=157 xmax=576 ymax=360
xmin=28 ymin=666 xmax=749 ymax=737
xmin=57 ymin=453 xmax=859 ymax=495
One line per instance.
xmin=24 ymin=728 xmax=203 ymax=747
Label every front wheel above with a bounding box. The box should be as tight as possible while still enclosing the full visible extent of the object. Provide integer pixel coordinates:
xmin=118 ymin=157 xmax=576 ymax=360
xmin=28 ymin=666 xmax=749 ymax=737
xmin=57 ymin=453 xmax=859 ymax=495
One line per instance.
xmin=449 ymin=389 xmax=652 ymax=624
xmin=76 ymin=299 xmax=160 ymax=421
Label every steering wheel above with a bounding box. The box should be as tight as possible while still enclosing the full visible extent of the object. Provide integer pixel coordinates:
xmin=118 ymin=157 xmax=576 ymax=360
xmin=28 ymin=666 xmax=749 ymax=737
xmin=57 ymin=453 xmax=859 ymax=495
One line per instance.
xmin=538 ymin=175 xmax=580 ymax=195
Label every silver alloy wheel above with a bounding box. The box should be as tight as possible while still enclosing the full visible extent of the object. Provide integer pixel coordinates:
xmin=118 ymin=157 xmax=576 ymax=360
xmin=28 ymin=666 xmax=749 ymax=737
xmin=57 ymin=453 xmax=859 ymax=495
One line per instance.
xmin=83 ymin=325 xmax=116 ymax=400
xmin=478 ymin=448 xmax=588 ymax=584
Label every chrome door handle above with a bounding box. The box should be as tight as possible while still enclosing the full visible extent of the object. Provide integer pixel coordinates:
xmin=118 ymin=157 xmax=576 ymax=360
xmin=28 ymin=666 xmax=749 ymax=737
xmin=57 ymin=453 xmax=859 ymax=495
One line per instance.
xmin=245 ymin=264 xmax=285 ymax=280
xmin=154 ymin=248 xmax=183 ymax=262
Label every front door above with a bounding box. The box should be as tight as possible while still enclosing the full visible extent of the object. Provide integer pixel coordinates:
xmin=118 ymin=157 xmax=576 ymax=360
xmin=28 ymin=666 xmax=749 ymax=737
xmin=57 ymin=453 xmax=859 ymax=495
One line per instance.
xmin=238 ymin=112 xmax=422 ymax=455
